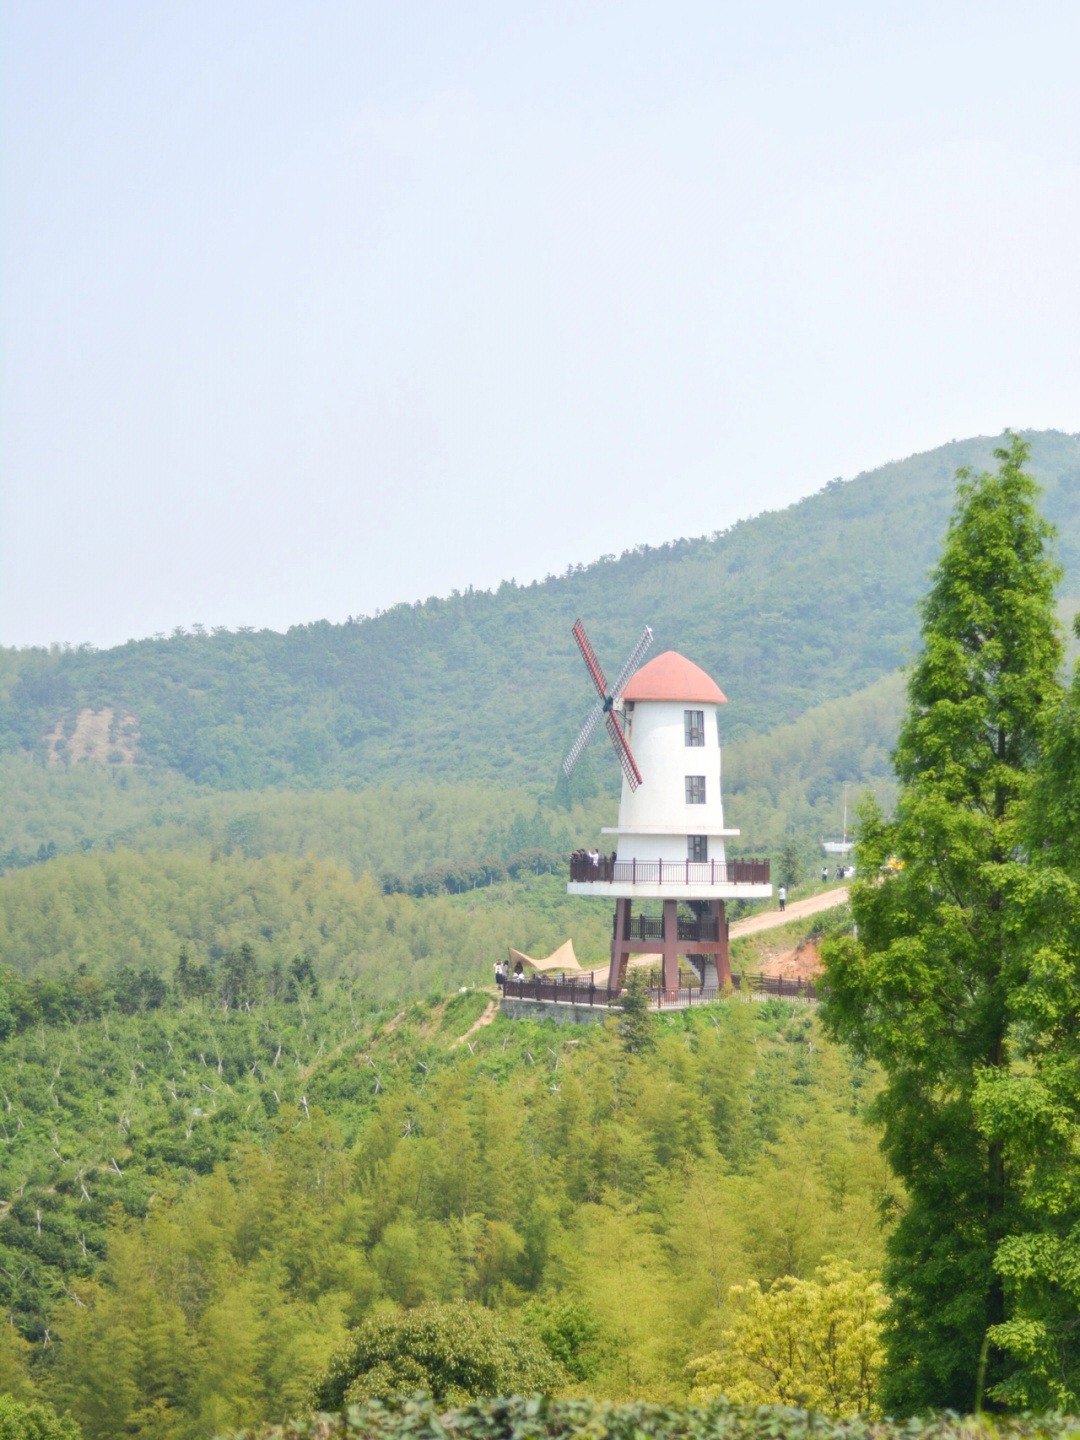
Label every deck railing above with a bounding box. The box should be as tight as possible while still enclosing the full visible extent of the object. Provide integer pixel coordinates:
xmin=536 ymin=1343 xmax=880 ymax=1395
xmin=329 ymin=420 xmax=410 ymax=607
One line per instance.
xmin=569 ymin=855 xmax=770 ymax=886
xmin=616 ymin=914 xmax=721 ymax=942
xmin=498 ymin=971 xmax=817 ymax=1008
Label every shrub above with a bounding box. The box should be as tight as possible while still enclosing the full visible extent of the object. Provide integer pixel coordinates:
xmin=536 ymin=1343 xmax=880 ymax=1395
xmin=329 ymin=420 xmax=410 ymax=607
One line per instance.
xmin=216 ymin=1394 xmax=1080 ymax=1440
xmin=0 ymin=1393 xmax=82 ymax=1440
xmin=308 ymin=1300 xmax=566 ymax=1410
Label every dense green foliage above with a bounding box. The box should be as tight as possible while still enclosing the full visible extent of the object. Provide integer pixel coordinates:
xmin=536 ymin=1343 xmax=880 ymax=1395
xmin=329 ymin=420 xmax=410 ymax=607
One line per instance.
xmin=310 ymin=1301 xmax=565 ymax=1408
xmin=971 ymin=613 xmax=1080 ymax=1411
xmin=688 ymin=1262 xmax=887 ymax=1415
xmin=216 ymin=1393 xmax=1080 ymax=1440
xmin=0 ymin=764 xmax=602 ymax=882
xmin=0 ymin=971 xmax=378 ymax=1344
xmin=0 ymin=846 xmax=614 ymax=989
xmin=0 ymin=668 xmax=901 ymax=887
xmin=822 ymin=438 xmax=1070 ymax=1413
xmin=0 ymin=1393 xmax=81 ymax=1439
xmin=1 ymin=997 xmax=894 ymax=1438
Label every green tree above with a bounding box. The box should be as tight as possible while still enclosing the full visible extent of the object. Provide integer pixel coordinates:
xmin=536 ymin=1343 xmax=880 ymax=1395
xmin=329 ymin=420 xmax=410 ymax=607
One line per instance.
xmin=0 ymin=1324 xmax=37 ymax=1404
xmin=0 ymin=1394 xmax=81 ymax=1440
xmin=617 ymin=971 xmax=653 ymax=1055
xmin=969 ymin=615 xmax=1080 ymax=1411
xmin=174 ymin=944 xmax=191 ymax=1000
xmin=687 ymin=1261 xmax=887 ymax=1415
xmin=778 ymin=839 xmax=801 ymax=890
xmin=520 ymin=1298 xmax=607 ymax=1382
xmin=308 ymin=1300 xmax=565 ymax=1409
xmin=822 ymin=435 xmax=1064 ymax=1413
xmin=221 ymin=941 xmax=259 ymax=1007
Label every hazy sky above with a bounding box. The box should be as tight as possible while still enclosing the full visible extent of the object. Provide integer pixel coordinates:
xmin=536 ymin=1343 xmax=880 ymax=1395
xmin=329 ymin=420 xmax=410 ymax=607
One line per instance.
xmin=4 ymin=1 xmax=1078 ymax=650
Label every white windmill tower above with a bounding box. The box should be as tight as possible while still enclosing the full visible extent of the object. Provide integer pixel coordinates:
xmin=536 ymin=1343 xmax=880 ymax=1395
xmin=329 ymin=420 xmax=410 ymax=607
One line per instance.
xmin=564 ymin=620 xmax=772 ymax=996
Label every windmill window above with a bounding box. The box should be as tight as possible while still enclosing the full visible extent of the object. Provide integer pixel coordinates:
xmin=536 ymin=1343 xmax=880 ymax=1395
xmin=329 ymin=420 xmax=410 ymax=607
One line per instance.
xmin=686 ymin=776 xmax=706 ymax=804
xmin=684 ymin=710 xmax=705 ymax=746
xmin=688 ymin=835 xmax=708 ymax=862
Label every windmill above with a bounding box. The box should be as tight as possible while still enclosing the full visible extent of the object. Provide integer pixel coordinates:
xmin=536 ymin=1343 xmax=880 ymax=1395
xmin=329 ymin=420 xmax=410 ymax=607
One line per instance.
xmin=562 ymin=619 xmax=653 ymax=790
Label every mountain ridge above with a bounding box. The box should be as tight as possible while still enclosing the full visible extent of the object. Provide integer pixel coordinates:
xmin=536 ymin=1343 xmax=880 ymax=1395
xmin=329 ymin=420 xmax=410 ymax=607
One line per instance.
xmin=2 ymin=429 xmax=1077 ymax=796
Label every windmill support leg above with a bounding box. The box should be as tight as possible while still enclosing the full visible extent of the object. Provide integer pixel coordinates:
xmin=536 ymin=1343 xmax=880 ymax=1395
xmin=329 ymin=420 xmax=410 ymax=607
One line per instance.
xmin=662 ymin=899 xmax=680 ymax=992
xmin=608 ymin=898 xmax=631 ymax=993
xmin=713 ymin=900 xmax=730 ymax=987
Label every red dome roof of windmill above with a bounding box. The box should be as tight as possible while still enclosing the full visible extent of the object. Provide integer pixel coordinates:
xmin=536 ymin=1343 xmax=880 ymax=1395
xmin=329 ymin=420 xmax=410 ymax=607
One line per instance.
xmin=621 ymin=651 xmax=727 ymax=704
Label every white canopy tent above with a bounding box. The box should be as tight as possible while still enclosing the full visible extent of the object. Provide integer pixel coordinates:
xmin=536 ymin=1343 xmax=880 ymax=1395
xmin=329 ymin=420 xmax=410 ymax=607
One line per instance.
xmin=507 ymin=939 xmax=582 ymax=974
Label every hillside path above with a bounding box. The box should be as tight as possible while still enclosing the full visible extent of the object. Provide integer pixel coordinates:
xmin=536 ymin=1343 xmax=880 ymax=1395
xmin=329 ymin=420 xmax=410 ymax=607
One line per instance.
xmin=450 ymin=999 xmax=498 ymax=1049
xmin=730 ymin=886 xmax=848 ymax=938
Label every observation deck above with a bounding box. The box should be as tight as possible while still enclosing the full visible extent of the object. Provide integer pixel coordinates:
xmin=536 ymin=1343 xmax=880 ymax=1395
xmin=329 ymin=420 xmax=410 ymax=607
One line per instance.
xmin=568 ymin=853 xmax=771 ymax=901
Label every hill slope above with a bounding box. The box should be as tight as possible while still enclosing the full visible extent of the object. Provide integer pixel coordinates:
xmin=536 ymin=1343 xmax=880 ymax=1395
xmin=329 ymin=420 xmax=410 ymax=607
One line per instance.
xmin=3 ymin=431 xmax=1077 ymax=794
xmin=1 ymin=986 xmax=892 ymax=1437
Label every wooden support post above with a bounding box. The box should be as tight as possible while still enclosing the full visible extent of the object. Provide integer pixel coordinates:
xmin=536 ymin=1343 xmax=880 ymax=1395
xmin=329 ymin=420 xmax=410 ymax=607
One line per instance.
xmin=608 ymin=898 xmax=632 ymax=993
xmin=662 ymin=898 xmax=680 ymax=992
xmin=713 ymin=899 xmax=731 ymax=986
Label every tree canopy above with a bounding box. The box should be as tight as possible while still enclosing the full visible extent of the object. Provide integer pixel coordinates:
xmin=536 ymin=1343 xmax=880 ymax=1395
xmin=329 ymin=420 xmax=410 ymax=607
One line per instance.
xmin=822 ymin=435 xmax=1070 ymax=1412
xmin=310 ymin=1302 xmax=565 ymax=1409
xmin=687 ymin=1262 xmax=887 ymax=1415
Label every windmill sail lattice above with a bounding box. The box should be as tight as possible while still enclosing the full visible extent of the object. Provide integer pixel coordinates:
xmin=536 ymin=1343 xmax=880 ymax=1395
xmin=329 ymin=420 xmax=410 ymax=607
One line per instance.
xmin=562 ymin=620 xmax=653 ymax=790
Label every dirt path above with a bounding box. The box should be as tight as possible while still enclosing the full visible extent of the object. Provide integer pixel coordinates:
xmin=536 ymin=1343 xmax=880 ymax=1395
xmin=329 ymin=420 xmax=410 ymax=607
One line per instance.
xmin=730 ymin=886 xmax=848 ymax=938
xmin=299 ymin=1007 xmax=410 ymax=1082
xmin=450 ymin=998 xmax=499 ymax=1049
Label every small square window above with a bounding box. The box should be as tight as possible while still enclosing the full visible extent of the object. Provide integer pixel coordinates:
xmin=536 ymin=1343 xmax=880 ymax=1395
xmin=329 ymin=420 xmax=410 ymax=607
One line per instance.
xmin=686 ymin=775 xmax=706 ymax=804
xmin=684 ymin=710 xmax=705 ymax=746
xmin=688 ymin=835 xmax=708 ymax=862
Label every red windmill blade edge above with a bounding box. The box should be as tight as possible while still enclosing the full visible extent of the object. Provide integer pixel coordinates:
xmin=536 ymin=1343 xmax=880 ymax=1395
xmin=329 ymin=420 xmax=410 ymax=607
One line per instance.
xmin=572 ymin=619 xmax=608 ymax=699
xmin=605 ymin=711 xmax=643 ymax=791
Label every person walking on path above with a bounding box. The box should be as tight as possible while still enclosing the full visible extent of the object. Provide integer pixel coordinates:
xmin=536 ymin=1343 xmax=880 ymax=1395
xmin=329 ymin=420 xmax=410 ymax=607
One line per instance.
xmin=778 ymin=885 xmax=787 ymax=912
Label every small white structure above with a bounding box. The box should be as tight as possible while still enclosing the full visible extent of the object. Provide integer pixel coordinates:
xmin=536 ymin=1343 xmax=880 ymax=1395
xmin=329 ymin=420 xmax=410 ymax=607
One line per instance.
xmin=567 ymin=646 xmax=771 ymax=993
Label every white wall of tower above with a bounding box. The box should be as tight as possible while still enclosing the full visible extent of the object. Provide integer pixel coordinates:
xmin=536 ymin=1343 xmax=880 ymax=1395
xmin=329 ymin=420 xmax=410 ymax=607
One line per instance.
xmin=610 ymin=699 xmax=732 ymax=866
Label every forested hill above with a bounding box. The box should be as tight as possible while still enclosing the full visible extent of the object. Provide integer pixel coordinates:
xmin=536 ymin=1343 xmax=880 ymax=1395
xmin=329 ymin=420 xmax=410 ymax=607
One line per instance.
xmin=4 ymin=430 xmax=1078 ymax=792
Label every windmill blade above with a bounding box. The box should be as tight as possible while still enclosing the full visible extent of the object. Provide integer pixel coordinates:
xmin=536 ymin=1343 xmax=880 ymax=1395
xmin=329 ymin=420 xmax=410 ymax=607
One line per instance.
xmin=562 ymin=702 xmax=604 ymax=777
xmin=606 ymin=711 xmax=643 ymax=791
xmin=572 ymin=620 xmax=608 ymax=700
xmin=610 ymin=625 xmax=654 ymax=700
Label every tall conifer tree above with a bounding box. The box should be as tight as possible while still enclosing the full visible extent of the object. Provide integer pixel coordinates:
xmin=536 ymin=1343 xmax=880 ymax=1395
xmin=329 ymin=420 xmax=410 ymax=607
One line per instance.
xmin=973 ymin=615 xmax=1080 ymax=1410
xmin=822 ymin=434 xmax=1064 ymax=1412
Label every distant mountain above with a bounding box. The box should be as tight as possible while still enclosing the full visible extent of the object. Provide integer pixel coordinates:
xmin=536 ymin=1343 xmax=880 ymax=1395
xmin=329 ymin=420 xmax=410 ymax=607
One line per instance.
xmin=3 ymin=430 xmax=1077 ymax=795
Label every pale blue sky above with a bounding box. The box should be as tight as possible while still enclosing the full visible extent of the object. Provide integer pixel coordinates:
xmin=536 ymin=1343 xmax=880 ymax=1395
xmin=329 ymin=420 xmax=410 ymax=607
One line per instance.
xmin=4 ymin=1 xmax=1078 ymax=649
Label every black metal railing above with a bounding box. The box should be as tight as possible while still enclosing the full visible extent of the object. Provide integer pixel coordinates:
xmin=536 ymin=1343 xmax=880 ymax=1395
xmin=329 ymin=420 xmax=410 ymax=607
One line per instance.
xmin=614 ymin=914 xmax=722 ymax=942
xmin=730 ymin=972 xmax=819 ymax=1001
xmin=497 ymin=970 xmax=817 ymax=1008
xmin=569 ymin=855 xmax=770 ymax=886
